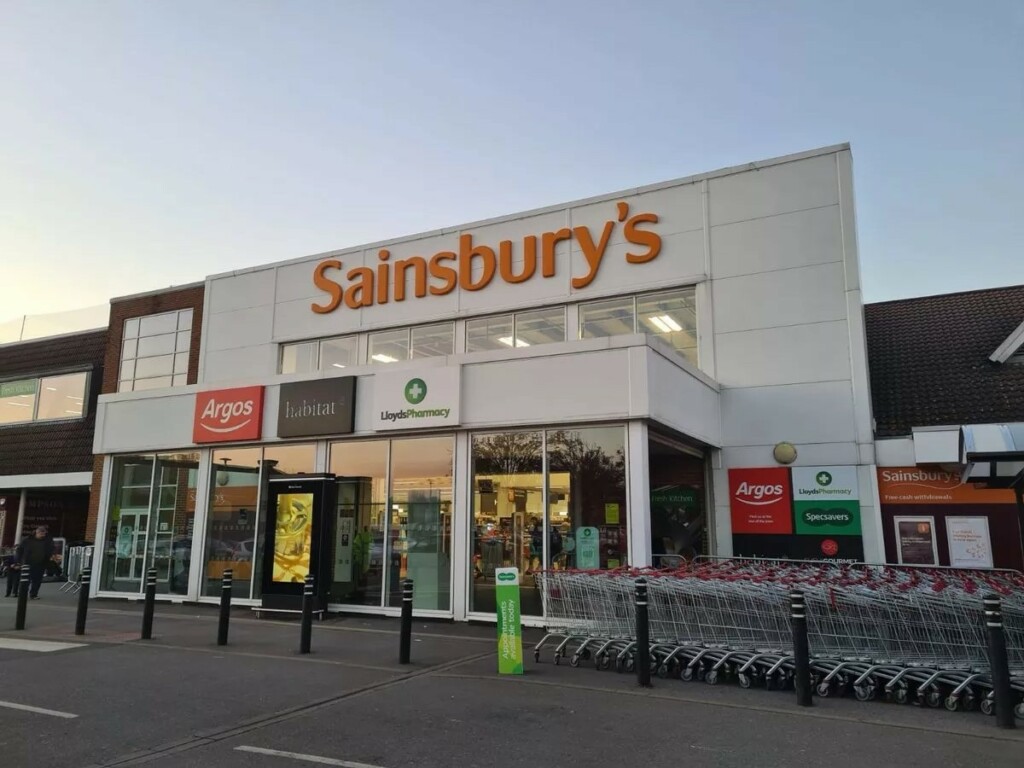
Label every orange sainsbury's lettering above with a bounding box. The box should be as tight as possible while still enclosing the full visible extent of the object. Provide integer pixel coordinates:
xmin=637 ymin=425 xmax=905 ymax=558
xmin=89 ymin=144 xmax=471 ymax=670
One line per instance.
xmin=310 ymin=202 xmax=663 ymax=311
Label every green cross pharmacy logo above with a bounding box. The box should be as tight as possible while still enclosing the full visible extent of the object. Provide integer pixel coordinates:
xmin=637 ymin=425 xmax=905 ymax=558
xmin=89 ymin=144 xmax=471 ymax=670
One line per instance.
xmin=815 ymin=471 xmax=833 ymax=487
xmin=404 ymin=378 xmax=427 ymax=405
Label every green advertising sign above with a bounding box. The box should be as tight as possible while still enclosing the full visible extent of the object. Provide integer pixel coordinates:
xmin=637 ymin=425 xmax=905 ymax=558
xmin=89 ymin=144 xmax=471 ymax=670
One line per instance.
xmin=0 ymin=379 xmax=36 ymax=399
xmin=793 ymin=501 xmax=862 ymax=535
xmin=494 ymin=567 xmax=523 ymax=675
xmin=791 ymin=466 xmax=862 ymax=535
xmin=577 ymin=526 xmax=600 ymax=569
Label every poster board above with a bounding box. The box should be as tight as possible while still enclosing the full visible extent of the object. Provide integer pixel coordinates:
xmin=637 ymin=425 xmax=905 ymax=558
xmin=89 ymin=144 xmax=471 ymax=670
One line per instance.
xmin=946 ymin=516 xmax=994 ymax=569
xmin=893 ymin=516 xmax=938 ymax=565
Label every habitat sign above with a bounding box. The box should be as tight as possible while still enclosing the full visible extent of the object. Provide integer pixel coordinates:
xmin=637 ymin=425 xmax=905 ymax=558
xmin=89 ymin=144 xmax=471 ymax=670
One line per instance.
xmin=791 ymin=466 xmax=861 ymax=535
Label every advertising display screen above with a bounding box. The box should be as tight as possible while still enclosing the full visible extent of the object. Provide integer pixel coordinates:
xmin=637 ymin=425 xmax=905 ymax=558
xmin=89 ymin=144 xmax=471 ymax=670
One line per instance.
xmin=273 ymin=492 xmax=314 ymax=583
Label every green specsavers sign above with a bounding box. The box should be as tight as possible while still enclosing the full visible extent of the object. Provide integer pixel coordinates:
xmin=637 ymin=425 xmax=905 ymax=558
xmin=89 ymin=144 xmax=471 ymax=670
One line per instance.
xmin=0 ymin=379 xmax=36 ymax=399
xmin=494 ymin=567 xmax=523 ymax=675
xmin=791 ymin=466 xmax=862 ymax=535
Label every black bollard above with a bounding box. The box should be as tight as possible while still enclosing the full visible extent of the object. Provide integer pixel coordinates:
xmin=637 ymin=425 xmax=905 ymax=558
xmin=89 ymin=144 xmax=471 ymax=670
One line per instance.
xmin=635 ymin=577 xmax=651 ymax=688
xmin=399 ymin=579 xmax=414 ymax=664
xmin=14 ymin=570 xmax=29 ymax=631
xmin=217 ymin=569 xmax=233 ymax=646
xmin=299 ymin=574 xmax=314 ymax=654
xmin=791 ymin=590 xmax=813 ymax=707
xmin=75 ymin=567 xmax=91 ymax=636
xmin=140 ymin=568 xmax=157 ymax=640
xmin=984 ymin=595 xmax=1016 ymax=729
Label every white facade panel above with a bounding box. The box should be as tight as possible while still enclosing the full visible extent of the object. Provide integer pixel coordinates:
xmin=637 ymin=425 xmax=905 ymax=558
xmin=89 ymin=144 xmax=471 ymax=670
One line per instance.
xmin=708 ymin=153 xmax=839 ymax=226
xmin=714 ymin=320 xmax=852 ymax=388
xmin=208 ymin=269 xmax=276 ymax=314
xmin=711 ymin=262 xmax=848 ymax=335
xmin=94 ymin=391 xmax=196 ymax=454
xmin=646 ymin=349 xmax=721 ymax=447
xmin=876 ymin=437 xmax=916 ymax=467
xmin=202 ymin=344 xmax=278 ymax=384
xmin=710 ymin=205 xmax=844 ymax=280
xmin=721 ymin=381 xmax=857 ymax=446
xmin=205 ymin=305 xmax=274 ymax=352
xmin=722 ymin=442 xmax=859 ymax=468
xmin=570 ymin=230 xmax=706 ymax=298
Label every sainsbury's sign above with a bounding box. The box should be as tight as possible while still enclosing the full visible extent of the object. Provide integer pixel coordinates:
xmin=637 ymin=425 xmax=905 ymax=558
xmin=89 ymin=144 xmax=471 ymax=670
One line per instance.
xmin=193 ymin=386 xmax=265 ymax=443
xmin=310 ymin=201 xmax=662 ymax=314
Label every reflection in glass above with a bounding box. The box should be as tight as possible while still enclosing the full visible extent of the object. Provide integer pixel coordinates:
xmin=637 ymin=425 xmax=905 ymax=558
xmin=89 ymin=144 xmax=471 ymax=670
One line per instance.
xmin=149 ymin=452 xmax=200 ymax=595
xmin=637 ymin=288 xmax=698 ymax=365
xmin=36 ymin=372 xmax=88 ymax=420
xmin=579 ymin=297 xmax=636 ymax=339
xmin=649 ymin=436 xmax=707 ymax=567
xmin=547 ymin=427 xmax=627 ymax=571
xmin=515 ymin=308 xmax=565 ymax=347
xmin=388 ymin=437 xmax=453 ymax=610
xmin=470 ymin=432 xmax=544 ymax=615
xmin=320 ymin=336 xmax=358 ymax=369
xmin=203 ymin=448 xmax=261 ymax=598
xmin=329 ymin=440 xmax=388 ymax=606
xmin=280 ymin=341 xmax=318 ymax=374
xmin=102 ymin=455 xmax=155 ymax=592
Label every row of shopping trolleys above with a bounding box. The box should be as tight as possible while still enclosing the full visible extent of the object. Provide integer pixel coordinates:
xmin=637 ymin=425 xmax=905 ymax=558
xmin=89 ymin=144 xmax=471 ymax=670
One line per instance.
xmin=531 ymin=559 xmax=1024 ymax=719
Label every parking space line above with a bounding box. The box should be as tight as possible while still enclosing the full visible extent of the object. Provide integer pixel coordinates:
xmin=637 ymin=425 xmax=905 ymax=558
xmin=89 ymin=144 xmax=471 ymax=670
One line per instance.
xmin=0 ymin=637 xmax=86 ymax=652
xmin=0 ymin=700 xmax=78 ymax=719
xmin=234 ymin=745 xmax=385 ymax=767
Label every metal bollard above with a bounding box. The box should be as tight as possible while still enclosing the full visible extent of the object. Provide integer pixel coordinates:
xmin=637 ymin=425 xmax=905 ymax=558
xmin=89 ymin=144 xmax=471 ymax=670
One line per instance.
xmin=140 ymin=568 xmax=157 ymax=640
xmin=399 ymin=579 xmax=414 ymax=664
xmin=217 ymin=569 xmax=233 ymax=646
xmin=299 ymin=574 xmax=314 ymax=654
xmin=635 ymin=577 xmax=651 ymax=688
xmin=984 ymin=595 xmax=1016 ymax=729
xmin=15 ymin=570 xmax=29 ymax=631
xmin=791 ymin=590 xmax=813 ymax=707
xmin=75 ymin=567 xmax=91 ymax=636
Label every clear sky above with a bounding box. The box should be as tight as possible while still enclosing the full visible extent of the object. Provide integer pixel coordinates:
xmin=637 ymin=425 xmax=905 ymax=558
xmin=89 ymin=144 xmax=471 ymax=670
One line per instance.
xmin=1 ymin=0 xmax=1021 ymax=322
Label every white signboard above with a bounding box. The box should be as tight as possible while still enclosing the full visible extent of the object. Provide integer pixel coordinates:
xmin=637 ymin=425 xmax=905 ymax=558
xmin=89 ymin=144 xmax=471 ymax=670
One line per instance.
xmin=790 ymin=466 xmax=859 ymax=501
xmin=946 ymin=516 xmax=993 ymax=569
xmin=372 ymin=367 xmax=461 ymax=431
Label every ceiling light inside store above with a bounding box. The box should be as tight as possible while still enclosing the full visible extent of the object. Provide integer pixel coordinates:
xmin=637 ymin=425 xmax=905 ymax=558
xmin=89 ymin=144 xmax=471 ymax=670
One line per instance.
xmin=46 ymin=387 xmax=57 ymax=391
xmin=498 ymin=336 xmax=530 ymax=348
xmin=332 ymin=363 xmax=346 ymax=369
xmin=372 ymin=354 xmax=398 ymax=363
xmin=8 ymin=402 xmax=31 ymax=407
xmin=646 ymin=314 xmax=682 ymax=333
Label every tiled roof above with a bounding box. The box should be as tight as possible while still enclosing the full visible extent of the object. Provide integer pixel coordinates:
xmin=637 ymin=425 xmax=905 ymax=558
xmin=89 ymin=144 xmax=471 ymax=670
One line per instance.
xmin=865 ymin=285 xmax=1024 ymax=437
xmin=0 ymin=329 xmax=107 ymax=478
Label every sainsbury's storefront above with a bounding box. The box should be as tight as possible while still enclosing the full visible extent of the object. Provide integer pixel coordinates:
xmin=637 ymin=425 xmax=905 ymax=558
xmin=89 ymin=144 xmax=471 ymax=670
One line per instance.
xmin=90 ymin=143 xmax=881 ymax=621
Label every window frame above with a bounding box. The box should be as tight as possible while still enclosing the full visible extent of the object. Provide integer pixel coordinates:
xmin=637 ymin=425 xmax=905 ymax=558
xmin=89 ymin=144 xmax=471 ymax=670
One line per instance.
xmin=118 ymin=308 xmax=194 ymax=393
xmin=578 ymin=287 xmax=698 ymax=364
xmin=0 ymin=369 xmax=91 ymax=427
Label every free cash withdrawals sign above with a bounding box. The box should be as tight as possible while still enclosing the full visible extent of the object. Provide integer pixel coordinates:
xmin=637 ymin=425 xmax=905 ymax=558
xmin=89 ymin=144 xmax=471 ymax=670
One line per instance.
xmin=372 ymin=368 xmax=460 ymax=431
xmin=791 ymin=466 xmax=862 ymax=536
xmin=494 ymin=567 xmax=524 ymax=675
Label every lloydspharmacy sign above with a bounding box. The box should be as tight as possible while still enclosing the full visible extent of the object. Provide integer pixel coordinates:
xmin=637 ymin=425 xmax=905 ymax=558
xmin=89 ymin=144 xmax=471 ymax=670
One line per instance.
xmin=373 ymin=368 xmax=461 ymax=431
xmin=791 ymin=466 xmax=862 ymax=536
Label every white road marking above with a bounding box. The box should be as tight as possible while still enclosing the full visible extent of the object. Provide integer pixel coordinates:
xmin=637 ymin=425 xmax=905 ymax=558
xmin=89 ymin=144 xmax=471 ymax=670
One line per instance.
xmin=234 ymin=746 xmax=386 ymax=767
xmin=0 ymin=638 xmax=85 ymax=652
xmin=0 ymin=700 xmax=78 ymax=719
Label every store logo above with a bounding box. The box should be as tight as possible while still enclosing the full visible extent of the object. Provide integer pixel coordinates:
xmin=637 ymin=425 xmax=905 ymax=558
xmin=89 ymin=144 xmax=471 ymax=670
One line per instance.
xmin=821 ymin=539 xmax=839 ymax=557
xmin=800 ymin=508 xmax=854 ymax=527
xmin=733 ymin=482 xmax=785 ymax=506
xmin=405 ymin=378 xmax=427 ymax=405
xmin=497 ymin=572 xmax=516 ymax=582
xmin=815 ymin=471 xmax=832 ymax=487
xmin=193 ymin=386 xmax=264 ymax=443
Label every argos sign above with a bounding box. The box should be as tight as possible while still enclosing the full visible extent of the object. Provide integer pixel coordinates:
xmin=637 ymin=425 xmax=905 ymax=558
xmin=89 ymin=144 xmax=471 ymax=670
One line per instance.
xmin=193 ymin=386 xmax=265 ymax=443
xmin=728 ymin=468 xmax=793 ymax=534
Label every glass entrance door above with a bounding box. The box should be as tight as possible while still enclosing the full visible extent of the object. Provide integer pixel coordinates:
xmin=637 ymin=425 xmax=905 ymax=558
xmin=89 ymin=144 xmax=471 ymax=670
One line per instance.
xmin=112 ymin=509 xmax=149 ymax=584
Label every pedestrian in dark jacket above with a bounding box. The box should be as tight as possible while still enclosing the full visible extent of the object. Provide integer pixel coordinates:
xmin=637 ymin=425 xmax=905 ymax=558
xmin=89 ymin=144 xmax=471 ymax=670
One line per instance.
xmin=18 ymin=527 xmax=54 ymax=599
xmin=2 ymin=553 xmax=20 ymax=597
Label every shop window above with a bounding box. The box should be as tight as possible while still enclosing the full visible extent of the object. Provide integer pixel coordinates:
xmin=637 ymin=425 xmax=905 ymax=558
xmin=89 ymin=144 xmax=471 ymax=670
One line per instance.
xmin=369 ymin=323 xmax=454 ymax=364
xmin=368 ymin=328 xmax=410 ymax=364
xmin=466 ymin=308 xmax=566 ymax=353
xmin=470 ymin=432 xmax=544 ymax=616
xmin=280 ymin=341 xmax=318 ymax=374
xmin=637 ymin=288 xmax=698 ymax=365
xmin=119 ymin=309 xmax=193 ymax=392
xmin=387 ymin=436 xmax=453 ymax=610
xmin=320 ymin=336 xmax=358 ymax=369
xmin=0 ymin=372 xmax=88 ymax=425
xmin=100 ymin=452 xmax=199 ymax=596
xmin=328 ymin=440 xmax=389 ymax=606
xmin=648 ymin=436 xmax=707 ymax=566
xmin=411 ymin=323 xmax=454 ymax=359
xmin=547 ymin=427 xmax=628 ymax=571
xmin=580 ymin=288 xmax=698 ymax=365
xmin=203 ymin=448 xmax=261 ymax=598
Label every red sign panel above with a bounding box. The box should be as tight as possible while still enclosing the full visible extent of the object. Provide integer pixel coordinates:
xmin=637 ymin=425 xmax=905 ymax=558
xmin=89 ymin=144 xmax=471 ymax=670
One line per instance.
xmin=728 ymin=467 xmax=793 ymax=534
xmin=193 ymin=386 xmax=265 ymax=444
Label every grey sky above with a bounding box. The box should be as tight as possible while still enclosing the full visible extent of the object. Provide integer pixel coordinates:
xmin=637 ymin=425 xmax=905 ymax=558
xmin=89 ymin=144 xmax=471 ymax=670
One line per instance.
xmin=1 ymin=0 xmax=1021 ymax=322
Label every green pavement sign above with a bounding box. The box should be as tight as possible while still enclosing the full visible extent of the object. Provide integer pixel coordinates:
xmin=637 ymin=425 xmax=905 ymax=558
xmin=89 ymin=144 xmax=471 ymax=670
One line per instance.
xmin=494 ymin=567 xmax=524 ymax=675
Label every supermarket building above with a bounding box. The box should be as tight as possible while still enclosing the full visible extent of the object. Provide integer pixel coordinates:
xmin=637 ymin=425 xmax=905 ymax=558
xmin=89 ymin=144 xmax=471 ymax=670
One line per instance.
xmin=88 ymin=143 xmax=878 ymax=621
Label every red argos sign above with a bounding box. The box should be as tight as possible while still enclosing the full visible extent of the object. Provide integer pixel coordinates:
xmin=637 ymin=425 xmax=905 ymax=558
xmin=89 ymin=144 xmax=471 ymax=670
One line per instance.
xmin=193 ymin=386 xmax=265 ymax=443
xmin=728 ymin=467 xmax=793 ymax=534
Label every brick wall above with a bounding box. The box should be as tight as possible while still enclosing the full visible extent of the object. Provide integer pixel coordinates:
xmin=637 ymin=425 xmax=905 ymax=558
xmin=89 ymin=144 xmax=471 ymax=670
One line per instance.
xmin=86 ymin=284 xmax=205 ymax=541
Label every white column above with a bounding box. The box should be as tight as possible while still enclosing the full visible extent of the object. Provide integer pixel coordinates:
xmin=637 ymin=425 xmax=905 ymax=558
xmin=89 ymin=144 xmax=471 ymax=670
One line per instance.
xmin=450 ymin=431 xmax=470 ymax=621
xmin=187 ymin=449 xmax=212 ymax=600
xmin=626 ymin=421 xmax=651 ymax=567
xmin=90 ymin=456 xmax=113 ymax=597
xmin=13 ymin=488 xmax=27 ymax=544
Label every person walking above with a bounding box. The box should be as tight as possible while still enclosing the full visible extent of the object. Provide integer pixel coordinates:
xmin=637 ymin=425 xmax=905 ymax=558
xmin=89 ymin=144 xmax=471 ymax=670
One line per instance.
xmin=2 ymin=551 xmax=20 ymax=597
xmin=18 ymin=527 xmax=54 ymax=600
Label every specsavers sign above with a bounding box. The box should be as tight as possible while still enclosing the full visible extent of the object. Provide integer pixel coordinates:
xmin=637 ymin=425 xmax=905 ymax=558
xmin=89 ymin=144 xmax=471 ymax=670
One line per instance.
xmin=494 ymin=567 xmax=524 ymax=675
xmin=791 ymin=466 xmax=861 ymax=535
xmin=372 ymin=367 xmax=460 ymax=431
